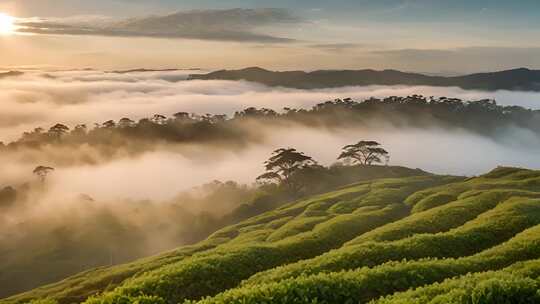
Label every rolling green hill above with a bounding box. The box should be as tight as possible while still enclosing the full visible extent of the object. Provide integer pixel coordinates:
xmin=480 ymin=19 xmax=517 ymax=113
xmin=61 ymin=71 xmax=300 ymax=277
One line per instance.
xmin=4 ymin=167 xmax=540 ymax=304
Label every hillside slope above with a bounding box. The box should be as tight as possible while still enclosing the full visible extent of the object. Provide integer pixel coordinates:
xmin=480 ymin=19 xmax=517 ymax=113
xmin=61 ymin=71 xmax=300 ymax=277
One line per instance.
xmin=4 ymin=167 xmax=540 ymax=304
xmin=188 ymin=67 xmax=540 ymax=91
xmin=0 ymin=165 xmax=427 ymax=300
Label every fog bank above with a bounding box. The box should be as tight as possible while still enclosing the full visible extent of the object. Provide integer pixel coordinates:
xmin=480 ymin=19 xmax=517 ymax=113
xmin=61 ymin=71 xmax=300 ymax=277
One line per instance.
xmin=1 ymin=69 xmax=540 ymax=142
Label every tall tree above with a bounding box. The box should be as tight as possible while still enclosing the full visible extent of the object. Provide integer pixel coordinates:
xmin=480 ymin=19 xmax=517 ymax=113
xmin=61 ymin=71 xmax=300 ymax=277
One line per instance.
xmin=48 ymin=124 xmax=70 ymax=140
xmin=338 ymin=141 xmax=389 ymax=165
xmin=101 ymin=120 xmax=116 ymax=128
xmin=0 ymin=186 xmax=16 ymax=208
xmin=257 ymin=148 xmax=316 ymax=193
xmin=71 ymin=124 xmax=88 ymax=137
xmin=118 ymin=118 xmax=135 ymax=128
xmin=33 ymin=166 xmax=55 ymax=183
xmin=151 ymin=114 xmax=167 ymax=125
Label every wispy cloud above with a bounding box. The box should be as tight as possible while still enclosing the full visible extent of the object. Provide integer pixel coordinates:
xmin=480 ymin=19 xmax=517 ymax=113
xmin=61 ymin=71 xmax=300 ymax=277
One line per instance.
xmin=16 ymin=8 xmax=301 ymax=43
xmin=370 ymin=47 xmax=540 ymax=73
xmin=307 ymin=43 xmax=369 ymax=52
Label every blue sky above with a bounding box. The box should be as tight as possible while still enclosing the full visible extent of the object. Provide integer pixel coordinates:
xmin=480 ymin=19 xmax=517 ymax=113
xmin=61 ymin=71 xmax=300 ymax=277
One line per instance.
xmin=7 ymin=0 xmax=540 ymax=22
xmin=0 ymin=0 xmax=539 ymax=72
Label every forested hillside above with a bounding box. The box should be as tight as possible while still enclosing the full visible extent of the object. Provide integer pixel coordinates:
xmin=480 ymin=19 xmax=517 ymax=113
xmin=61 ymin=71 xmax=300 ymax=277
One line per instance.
xmin=4 ymin=166 xmax=540 ymax=304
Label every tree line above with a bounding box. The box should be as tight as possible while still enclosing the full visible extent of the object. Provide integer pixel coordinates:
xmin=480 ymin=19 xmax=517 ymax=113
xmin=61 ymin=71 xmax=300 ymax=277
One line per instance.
xmin=1 ymin=95 xmax=539 ymax=150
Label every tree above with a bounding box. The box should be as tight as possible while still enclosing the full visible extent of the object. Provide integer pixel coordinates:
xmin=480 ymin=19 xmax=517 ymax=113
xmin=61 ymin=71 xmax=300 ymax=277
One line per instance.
xmin=33 ymin=166 xmax=55 ymax=183
xmin=48 ymin=124 xmax=70 ymax=140
xmin=151 ymin=114 xmax=167 ymax=125
xmin=257 ymin=148 xmax=316 ymax=193
xmin=118 ymin=118 xmax=135 ymax=128
xmin=71 ymin=124 xmax=88 ymax=137
xmin=338 ymin=141 xmax=389 ymax=165
xmin=21 ymin=127 xmax=46 ymax=142
xmin=173 ymin=112 xmax=193 ymax=123
xmin=0 ymin=186 xmax=16 ymax=208
xmin=102 ymin=120 xmax=116 ymax=128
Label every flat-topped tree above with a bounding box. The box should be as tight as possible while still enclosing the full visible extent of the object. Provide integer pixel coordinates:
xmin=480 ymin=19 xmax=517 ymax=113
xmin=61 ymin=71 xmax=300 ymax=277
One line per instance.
xmin=71 ymin=124 xmax=87 ymax=136
xmin=118 ymin=118 xmax=135 ymax=128
xmin=339 ymin=141 xmax=390 ymax=165
xmin=47 ymin=124 xmax=70 ymax=140
xmin=257 ymin=148 xmax=316 ymax=194
xmin=33 ymin=166 xmax=55 ymax=183
xmin=151 ymin=114 xmax=167 ymax=125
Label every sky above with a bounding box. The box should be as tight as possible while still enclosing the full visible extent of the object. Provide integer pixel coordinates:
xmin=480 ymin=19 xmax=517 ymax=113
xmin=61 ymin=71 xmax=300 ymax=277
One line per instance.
xmin=0 ymin=0 xmax=540 ymax=73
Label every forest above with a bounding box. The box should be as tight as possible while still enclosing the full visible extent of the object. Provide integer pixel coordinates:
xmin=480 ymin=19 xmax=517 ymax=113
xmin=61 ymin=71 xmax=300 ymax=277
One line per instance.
xmin=3 ymin=95 xmax=539 ymax=155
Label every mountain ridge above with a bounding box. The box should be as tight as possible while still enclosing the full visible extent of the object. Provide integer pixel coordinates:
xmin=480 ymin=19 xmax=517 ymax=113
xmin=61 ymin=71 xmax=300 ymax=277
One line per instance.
xmin=188 ymin=67 xmax=540 ymax=91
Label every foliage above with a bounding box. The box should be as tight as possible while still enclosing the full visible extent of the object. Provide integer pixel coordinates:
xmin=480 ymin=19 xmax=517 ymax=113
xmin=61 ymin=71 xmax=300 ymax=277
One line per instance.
xmin=338 ymin=141 xmax=390 ymax=165
xmin=257 ymin=148 xmax=317 ymax=194
xmin=32 ymin=166 xmax=55 ymax=182
xmin=3 ymin=96 xmax=540 ymax=159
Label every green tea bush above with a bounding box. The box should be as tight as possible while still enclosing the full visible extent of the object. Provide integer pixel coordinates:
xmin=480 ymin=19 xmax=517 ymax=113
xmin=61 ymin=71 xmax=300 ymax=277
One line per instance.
xmin=244 ymin=198 xmax=540 ymax=285
xmin=195 ymin=224 xmax=540 ymax=304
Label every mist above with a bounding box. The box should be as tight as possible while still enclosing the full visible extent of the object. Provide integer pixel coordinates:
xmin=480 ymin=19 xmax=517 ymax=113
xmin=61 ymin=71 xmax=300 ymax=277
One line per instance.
xmin=28 ymin=124 xmax=536 ymax=202
xmin=1 ymin=122 xmax=538 ymax=203
xmin=1 ymin=69 xmax=540 ymax=142
xmin=1 ymin=69 xmax=540 ymax=199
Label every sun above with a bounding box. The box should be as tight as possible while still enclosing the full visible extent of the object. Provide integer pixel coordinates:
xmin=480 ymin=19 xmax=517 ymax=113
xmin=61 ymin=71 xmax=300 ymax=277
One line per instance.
xmin=0 ymin=13 xmax=15 ymax=35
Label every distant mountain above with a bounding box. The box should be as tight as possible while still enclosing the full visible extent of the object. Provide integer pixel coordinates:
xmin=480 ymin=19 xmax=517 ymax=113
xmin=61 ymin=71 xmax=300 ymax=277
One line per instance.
xmin=189 ymin=67 xmax=540 ymax=91
xmin=0 ymin=71 xmax=23 ymax=79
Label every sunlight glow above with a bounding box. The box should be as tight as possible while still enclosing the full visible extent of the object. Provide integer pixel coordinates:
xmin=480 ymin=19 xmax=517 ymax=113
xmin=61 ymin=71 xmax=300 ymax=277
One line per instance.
xmin=0 ymin=13 xmax=15 ymax=35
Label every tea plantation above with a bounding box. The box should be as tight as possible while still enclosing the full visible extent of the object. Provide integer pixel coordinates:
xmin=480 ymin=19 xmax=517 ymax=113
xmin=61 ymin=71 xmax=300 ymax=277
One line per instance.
xmin=4 ymin=167 xmax=540 ymax=304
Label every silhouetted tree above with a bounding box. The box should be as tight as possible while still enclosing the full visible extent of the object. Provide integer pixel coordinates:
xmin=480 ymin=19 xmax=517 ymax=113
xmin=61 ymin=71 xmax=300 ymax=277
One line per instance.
xmin=48 ymin=124 xmax=70 ymax=140
xmin=173 ymin=112 xmax=192 ymax=123
xmin=151 ymin=114 xmax=167 ymax=125
xmin=0 ymin=186 xmax=16 ymax=208
xmin=102 ymin=120 xmax=116 ymax=128
xmin=338 ymin=141 xmax=389 ymax=165
xmin=71 ymin=124 xmax=88 ymax=136
xmin=33 ymin=166 xmax=55 ymax=183
xmin=257 ymin=148 xmax=316 ymax=193
xmin=118 ymin=118 xmax=135 ymax=128
xmin=20 ymin=127 xmax=45 ymax=142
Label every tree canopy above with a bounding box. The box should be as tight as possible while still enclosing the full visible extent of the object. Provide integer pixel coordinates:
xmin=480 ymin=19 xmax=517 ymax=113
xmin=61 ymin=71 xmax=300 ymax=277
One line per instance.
xmin=338 ymin=141 xmax=390 ymax=165
xmin=257 ymin=148 xmax=316 ymax=193
xmin=3 ymin=95 xmax=539 ymax=158
xmin=33 ymin=166 xmax=55 ymax=183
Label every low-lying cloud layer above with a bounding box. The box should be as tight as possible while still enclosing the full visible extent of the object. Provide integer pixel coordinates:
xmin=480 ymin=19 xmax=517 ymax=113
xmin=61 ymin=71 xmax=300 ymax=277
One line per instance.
xmin=1 ymin=69 xmax=540 ymax=201
xmin=16 ymin=8 xmax=300 ymax=42
xmin=1 ymin=69 xmax=540 ymax=141
xmin=38 ymin=125 xmax=540 ymax=202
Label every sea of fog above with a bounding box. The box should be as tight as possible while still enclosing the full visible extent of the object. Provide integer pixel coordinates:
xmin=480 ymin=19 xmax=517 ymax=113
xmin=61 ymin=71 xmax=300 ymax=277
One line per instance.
xmin=1 ymin=69 xmax=540 ymax=201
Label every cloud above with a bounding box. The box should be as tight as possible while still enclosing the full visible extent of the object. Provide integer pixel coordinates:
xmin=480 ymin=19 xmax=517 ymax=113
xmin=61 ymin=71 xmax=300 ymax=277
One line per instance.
xmin=16 ymin=8 xmax=301 ymax=42
xmin=307 ymin=43 xmax=368 ymax=52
